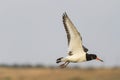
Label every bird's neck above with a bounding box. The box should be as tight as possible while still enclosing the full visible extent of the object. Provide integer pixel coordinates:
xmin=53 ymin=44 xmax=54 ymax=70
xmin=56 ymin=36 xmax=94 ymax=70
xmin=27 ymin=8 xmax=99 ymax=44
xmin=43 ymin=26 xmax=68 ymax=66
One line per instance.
xmin=86 ymin=54 xmax=92 ymax=61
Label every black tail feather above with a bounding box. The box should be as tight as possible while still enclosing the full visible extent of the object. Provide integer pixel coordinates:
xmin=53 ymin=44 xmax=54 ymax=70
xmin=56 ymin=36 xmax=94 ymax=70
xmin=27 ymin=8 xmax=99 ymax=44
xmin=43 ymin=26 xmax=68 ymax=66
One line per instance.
xmin=56 ymin=57 xmax=63 ymax=63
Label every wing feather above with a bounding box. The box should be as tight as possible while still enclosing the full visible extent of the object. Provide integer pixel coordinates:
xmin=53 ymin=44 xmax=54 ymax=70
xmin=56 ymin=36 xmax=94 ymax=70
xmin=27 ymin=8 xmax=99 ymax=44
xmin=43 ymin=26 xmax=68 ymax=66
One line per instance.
xmin=63 ymin=12 xmax=87 ymax=55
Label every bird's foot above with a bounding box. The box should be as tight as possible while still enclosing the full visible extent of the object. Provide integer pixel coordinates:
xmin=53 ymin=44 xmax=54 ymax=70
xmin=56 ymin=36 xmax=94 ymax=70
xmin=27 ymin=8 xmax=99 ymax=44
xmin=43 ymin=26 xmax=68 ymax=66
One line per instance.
xmin=59 ymin=62 xmax=70 ymax=68
xmin=59 ymin=63 xmax=66 ymax=68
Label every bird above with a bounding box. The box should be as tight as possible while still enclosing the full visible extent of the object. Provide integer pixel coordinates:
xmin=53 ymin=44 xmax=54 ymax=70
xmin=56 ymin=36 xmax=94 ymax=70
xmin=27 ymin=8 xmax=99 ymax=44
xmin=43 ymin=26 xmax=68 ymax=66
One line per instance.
xmin=56 ymin=12 xmax=103 ymax=68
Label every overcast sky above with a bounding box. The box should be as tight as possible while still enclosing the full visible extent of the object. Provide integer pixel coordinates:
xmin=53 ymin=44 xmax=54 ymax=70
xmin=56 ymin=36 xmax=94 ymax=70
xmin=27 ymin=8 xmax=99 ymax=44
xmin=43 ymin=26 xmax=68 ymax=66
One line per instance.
xmin=0 ymin=0 xmax=120 ymax=67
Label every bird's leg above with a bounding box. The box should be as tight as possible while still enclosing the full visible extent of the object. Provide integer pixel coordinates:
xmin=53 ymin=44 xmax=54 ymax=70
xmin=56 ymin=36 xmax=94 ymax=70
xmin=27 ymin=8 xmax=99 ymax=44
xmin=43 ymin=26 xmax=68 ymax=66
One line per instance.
xmin=64 ymin=61 xmax=70 ymax=67
xmin=59 ymin=61 xmax=70 ymax=68
xmin=59 ymin=62 xmax=67 ymax=68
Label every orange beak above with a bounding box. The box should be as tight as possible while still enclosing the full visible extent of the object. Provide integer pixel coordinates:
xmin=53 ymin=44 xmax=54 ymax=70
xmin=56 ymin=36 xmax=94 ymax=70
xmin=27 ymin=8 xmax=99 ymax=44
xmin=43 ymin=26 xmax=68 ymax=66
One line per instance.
xmin=96 ymin=57 xmax=103 ymax=62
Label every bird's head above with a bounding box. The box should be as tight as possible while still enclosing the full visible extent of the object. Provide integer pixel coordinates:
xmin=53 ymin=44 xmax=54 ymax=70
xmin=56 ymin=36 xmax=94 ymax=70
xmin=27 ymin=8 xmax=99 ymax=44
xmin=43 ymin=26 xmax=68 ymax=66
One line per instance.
xmin=87 ymin=54 xmax=103 ymax=62
xmin=91 ymin=54 xmax=103 ymax=62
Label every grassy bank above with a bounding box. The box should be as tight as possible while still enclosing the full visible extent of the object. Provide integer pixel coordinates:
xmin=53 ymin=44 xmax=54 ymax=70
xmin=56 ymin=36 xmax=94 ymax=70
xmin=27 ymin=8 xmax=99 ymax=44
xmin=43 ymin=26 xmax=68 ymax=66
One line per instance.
xmin=0 ymin=67 xmax=120 ymax=80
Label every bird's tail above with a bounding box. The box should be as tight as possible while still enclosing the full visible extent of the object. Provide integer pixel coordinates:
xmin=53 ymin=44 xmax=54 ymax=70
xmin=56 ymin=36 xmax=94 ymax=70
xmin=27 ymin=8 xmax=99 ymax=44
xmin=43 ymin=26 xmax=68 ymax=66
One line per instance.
xmin=56 ymin=57 xmax=63 ymax=63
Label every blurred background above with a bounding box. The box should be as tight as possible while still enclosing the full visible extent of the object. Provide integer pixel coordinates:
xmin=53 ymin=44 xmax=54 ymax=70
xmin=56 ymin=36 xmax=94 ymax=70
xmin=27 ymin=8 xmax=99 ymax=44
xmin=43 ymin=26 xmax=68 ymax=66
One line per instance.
xmin=0 ymin=0 xmax=120 ymax=80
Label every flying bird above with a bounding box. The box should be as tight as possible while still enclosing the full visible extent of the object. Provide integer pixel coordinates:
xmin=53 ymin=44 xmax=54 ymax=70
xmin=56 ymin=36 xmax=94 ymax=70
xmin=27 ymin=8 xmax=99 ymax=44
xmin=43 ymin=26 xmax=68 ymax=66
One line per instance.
xmin=56 ymin=12 xmax=103 ymax=68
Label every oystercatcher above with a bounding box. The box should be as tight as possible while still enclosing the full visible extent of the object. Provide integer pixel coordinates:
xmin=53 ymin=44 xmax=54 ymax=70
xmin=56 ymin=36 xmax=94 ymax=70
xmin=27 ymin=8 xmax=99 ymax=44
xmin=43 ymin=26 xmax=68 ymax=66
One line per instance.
xmin=56 ymin=12 xmax=103 ymax=68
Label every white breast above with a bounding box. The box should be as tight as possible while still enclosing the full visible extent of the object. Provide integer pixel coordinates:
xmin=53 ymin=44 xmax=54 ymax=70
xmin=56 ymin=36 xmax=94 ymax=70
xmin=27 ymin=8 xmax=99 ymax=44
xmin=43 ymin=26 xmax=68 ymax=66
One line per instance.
xmin=66 ymin=52 xmax=86 ymax=63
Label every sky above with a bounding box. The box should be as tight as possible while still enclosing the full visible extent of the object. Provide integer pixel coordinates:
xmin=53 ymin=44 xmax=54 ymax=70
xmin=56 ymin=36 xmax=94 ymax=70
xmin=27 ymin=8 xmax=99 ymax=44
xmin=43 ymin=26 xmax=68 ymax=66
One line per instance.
xmin=0 ymin=0 xmax=120 ymax=67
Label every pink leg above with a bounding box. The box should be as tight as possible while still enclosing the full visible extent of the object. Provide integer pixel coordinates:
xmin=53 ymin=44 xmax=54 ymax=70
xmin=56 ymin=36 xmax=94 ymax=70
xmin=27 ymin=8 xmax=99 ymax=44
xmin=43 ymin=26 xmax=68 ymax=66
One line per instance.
xmin=59 ymin=61 xmax=70 ymax=68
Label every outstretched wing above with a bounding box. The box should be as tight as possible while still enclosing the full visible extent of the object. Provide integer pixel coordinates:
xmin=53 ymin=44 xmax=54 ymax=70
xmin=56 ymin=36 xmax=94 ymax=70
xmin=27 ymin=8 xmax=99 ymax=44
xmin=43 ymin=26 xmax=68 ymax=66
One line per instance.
xmin=63 ymin=12 xmax=88 ymax=55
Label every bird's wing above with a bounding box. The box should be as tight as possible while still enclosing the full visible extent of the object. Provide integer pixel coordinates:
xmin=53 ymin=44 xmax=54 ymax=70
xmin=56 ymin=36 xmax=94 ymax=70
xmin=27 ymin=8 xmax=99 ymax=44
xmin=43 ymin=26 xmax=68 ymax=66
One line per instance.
xmin=82 ymin=45 xmax=89 ymax=52
xmin=63 ymin=12 xmax=87 ymax=55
